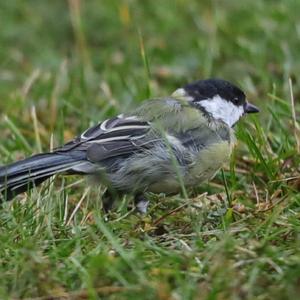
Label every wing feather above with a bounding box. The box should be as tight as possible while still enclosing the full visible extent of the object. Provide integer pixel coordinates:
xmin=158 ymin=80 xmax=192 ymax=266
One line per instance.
xmin=56 ymin=114 xmax=155 ymax=163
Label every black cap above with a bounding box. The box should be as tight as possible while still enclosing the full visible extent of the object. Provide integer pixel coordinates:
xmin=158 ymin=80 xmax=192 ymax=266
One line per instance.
xmin=184 ymin=78 xmax=246 ymax=106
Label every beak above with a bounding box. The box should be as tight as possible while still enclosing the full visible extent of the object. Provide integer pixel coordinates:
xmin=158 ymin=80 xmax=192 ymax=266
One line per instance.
xmin=244 ymin=102 xmax=259 ymax=114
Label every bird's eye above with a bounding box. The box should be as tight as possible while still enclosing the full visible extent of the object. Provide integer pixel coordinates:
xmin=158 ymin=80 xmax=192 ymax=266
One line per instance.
xmin=233 ymin=97 xmax=239 ymax=104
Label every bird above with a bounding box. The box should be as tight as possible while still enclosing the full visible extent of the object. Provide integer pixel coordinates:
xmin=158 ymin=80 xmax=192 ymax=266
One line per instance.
xmin=0 ymin=78 xmax=259 ymax=213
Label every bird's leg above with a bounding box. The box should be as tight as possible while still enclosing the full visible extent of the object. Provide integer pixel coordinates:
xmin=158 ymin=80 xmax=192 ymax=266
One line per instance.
xmin=134 ymin=193 xmax=149 ymax=214
xmin=102 ymin=189 xmax=120 ymax=212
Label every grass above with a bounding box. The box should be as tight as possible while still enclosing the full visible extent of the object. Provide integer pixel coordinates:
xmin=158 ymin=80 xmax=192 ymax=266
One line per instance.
xmin=0 ymin=0 xmax=300 ymax=299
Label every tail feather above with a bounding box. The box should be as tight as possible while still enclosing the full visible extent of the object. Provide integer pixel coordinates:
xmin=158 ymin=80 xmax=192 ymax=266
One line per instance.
xmin=0 ymin=152 xmax=84 ymax=201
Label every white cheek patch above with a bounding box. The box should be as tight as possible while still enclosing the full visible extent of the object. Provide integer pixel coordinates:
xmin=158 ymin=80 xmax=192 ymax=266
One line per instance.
xmin=198 ymin=95 xmax=244 ymax=127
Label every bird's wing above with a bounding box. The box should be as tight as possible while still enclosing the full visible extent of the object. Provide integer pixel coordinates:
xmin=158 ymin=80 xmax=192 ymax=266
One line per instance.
xmin=55 ymin=97 xmax=231 ymax=166
xmin=56 ymin=113 xmax=159 ymax=163
xmin=55 ymin=97 xmax=188 ymax=161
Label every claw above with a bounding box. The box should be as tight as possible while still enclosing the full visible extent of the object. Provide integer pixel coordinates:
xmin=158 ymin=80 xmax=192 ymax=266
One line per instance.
xmin=134 ymin=194 xmax=149 ymax=214
xmin=136 ymin=199 xmax=149 ymax=214
xmin=102 ymin=189 xmax=121 ymax=212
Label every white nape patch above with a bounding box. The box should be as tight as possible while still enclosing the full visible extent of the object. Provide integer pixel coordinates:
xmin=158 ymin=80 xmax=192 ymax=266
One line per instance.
xmin=198 ymin=95 xmax=244 ymax=127
xmin=172 ymin=88 xmax=194 ymax=101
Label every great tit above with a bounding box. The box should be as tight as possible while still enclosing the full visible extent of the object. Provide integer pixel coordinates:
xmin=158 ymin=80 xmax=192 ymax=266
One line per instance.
xmin=0 ymin=79 xmax=259 ymax=213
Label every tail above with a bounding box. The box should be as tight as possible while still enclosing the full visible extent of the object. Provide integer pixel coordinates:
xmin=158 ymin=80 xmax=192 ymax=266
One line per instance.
xmin=0 ymin=152 xmax=84 ymax=201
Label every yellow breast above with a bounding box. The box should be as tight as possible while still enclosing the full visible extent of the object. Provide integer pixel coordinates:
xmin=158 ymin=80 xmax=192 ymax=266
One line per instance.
xmin=186 ymin=138 xmax=235 ymax=186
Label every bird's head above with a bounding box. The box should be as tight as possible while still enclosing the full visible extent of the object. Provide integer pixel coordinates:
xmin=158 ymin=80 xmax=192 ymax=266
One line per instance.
xmin=172 ymin=78 xmax=259 ymax=127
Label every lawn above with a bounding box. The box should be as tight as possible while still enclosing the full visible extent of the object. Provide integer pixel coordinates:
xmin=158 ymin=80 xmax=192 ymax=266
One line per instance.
xmin=0 ymin=0 xmax=300 ymax=299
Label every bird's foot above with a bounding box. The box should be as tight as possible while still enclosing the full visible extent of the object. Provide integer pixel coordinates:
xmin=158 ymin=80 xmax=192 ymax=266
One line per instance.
xmin=134 ymin=194 xmax=149 ymax=214
xmin=102 ymin=189 xmax=120 ymax=213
